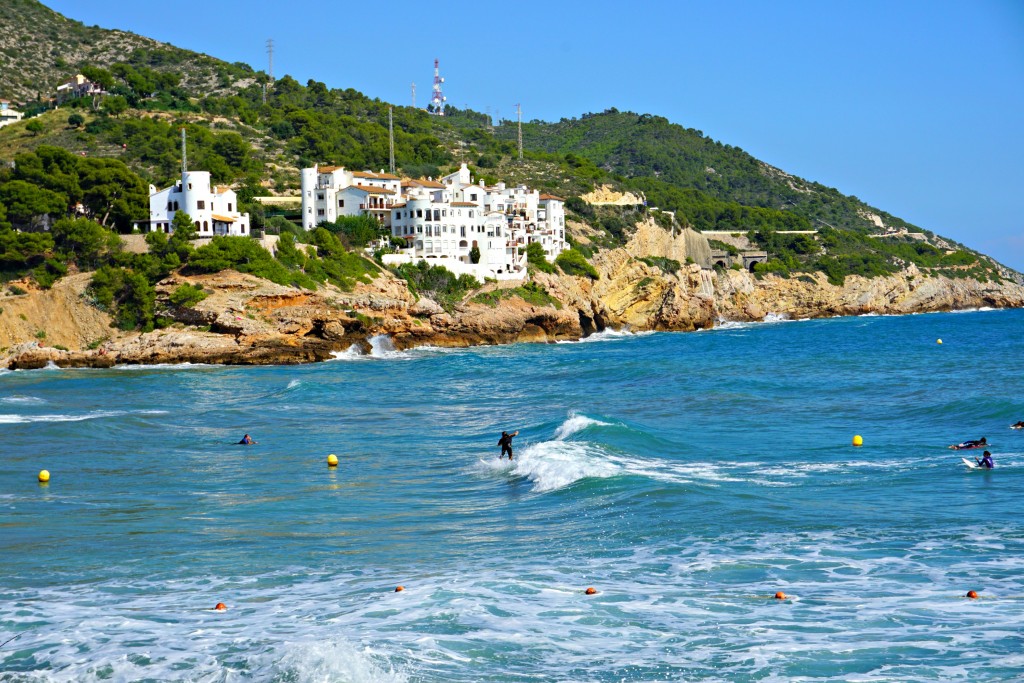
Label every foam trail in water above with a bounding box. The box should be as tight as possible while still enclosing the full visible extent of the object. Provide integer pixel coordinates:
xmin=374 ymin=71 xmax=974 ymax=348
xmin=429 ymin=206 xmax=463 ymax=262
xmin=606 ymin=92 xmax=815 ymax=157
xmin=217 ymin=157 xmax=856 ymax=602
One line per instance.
xmin=1 ymin=395 xmax=46 ymax=404
xmin=286 ymin=379 xmax=302 ymax=390
xmin=0 ymin=409 xmax=167 ymax=424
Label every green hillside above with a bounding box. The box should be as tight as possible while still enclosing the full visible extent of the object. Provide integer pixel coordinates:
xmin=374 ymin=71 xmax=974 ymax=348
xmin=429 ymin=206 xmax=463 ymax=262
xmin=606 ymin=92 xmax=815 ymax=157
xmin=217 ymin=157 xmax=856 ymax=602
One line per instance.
xmin=0 ymin=0 xmax=256 ymax=103
xmin=0 ymin=0 xmax=1019 ymax=322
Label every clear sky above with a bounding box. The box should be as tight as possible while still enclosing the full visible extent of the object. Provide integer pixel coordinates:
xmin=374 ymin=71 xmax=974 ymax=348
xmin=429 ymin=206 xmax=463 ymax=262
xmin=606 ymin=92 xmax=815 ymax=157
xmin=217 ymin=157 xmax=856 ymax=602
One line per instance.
xmin=42 ymin=0 xmax=1024 ymax=271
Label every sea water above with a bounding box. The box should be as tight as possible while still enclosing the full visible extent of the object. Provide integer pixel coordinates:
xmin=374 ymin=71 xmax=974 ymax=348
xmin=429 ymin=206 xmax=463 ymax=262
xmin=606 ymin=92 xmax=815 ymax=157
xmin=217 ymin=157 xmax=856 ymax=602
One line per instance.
xmin=1 ymin=309 xmax=1023 ymax=682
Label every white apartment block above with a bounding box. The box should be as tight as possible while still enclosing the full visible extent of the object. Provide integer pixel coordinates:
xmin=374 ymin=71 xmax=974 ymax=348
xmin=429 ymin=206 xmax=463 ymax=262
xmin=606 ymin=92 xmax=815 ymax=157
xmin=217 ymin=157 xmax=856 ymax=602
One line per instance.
xmin=299 ymin=162 xmax=567 ymax=281
xmin=300 ymin=166 xmax=402 ymax=230
xmin=135 ymin=170 xmax=250 ymax=236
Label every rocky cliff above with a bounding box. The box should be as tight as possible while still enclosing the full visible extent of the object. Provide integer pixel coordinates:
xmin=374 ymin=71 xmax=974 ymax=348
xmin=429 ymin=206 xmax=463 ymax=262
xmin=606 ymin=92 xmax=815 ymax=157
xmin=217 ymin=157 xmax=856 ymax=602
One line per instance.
xmin=3 ymin=223 xmax=1022 ymax=369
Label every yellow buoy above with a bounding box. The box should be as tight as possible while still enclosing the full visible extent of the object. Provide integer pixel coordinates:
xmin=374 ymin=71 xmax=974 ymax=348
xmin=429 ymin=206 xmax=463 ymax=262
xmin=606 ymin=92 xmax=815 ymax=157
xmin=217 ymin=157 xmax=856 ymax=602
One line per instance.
xmin=937 ymin=339 xmax=943 ymax=345
xmin=852 ymin=435 xmax=863 ymax=447
xmin=38 ymin=469 xmax=50 ymax=483
xmin=327 ymin=454 xmax=338 ymax=467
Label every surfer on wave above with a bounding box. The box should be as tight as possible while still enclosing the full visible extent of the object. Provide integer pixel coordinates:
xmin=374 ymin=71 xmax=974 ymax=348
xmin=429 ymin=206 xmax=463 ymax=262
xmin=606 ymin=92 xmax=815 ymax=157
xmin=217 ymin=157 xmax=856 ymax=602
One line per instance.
xmin=498 ymin=430 xmax=519 ymax=460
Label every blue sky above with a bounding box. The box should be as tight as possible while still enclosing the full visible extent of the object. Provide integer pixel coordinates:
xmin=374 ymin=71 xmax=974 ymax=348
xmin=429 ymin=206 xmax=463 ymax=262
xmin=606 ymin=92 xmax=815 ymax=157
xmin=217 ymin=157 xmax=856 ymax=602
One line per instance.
xmin=43 ymin=0 xmax=1024 ymax=271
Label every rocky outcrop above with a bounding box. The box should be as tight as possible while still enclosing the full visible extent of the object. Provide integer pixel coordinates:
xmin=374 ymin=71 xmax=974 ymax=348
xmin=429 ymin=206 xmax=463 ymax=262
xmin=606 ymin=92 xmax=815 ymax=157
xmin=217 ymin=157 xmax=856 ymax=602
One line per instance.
xmin=2 ymin=224 xmax=1022 ymax=369
xmin=714 ymin=266 xmax=1024 ymax=320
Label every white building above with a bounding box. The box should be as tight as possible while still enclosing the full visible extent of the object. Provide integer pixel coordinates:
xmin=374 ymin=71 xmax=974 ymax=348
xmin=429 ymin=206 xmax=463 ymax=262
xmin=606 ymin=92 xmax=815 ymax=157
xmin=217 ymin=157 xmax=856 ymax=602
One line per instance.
xmin=55 ymin=74 xmax=105 ymax=104
xmin=135 ymin=170 xmax=250 ymax=236
xmin=0 ymin=100 xmax=24 ymax=128
xmin=299 ymin=161 xmax=568 ymax=280
xmin=383 ymin=163 xmax=567 ymax=280
xmin=300 ymin=165 xmax=402 ymax=230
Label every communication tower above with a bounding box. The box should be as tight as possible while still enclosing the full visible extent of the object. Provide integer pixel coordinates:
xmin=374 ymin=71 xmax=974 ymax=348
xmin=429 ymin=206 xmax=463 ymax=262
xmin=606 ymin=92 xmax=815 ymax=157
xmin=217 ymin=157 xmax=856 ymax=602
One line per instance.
xmin=180 ymin=128 xmax=187 ymax=174
xmin=411 ymin=82 xmax=416 ymax=109
xmin=266 ymin=38 xmax=274 ymax=81
xmin=429 ymin=59 xmax=446 ymax=115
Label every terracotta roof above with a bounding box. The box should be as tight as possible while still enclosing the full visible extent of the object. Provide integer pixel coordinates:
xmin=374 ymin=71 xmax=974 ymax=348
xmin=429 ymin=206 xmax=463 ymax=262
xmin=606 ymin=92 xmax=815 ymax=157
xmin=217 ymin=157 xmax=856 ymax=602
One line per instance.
xmin=318 ymin=165 xmax=342 ymax=173
xmin=211 ymin=214 xmax=237 ymax=223
xmin=450 ymin=202 xmax=477 ymax=207
xmin=214 ymin=185 xmax=231 ymax=194
xmin=410 ymin=178 xmax=445 ymax=189
xmin=539 ymin=194 xmax=565 ymax=201
xmin=352 ymin=171 xmax=399 ymax=180
xmin=390 ymin=202 xmax=407 ymax=208
xmin=343 ymin=184 xmax=395 ymax=195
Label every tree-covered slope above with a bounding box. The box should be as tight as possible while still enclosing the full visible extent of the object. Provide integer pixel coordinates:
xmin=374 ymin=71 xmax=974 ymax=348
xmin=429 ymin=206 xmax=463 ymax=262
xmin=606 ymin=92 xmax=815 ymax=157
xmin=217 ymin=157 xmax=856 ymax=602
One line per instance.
xmin=507 ymin=109 xmax=917 ymax=236
xmin=0 ymin=0 xmax=256 ymax=103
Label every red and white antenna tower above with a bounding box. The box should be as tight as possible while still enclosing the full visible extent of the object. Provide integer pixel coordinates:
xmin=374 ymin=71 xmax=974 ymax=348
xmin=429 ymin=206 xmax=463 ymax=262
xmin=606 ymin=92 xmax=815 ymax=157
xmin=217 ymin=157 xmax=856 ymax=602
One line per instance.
xmin=429 ymin=58 xmax=446 ymax=115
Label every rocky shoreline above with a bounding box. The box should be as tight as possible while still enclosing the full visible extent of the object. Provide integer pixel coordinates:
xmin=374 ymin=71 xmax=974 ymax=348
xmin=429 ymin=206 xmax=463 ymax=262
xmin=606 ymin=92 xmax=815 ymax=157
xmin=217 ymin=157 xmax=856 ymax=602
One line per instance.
xmin=3 ymin=222 xmax=1023 ymax=370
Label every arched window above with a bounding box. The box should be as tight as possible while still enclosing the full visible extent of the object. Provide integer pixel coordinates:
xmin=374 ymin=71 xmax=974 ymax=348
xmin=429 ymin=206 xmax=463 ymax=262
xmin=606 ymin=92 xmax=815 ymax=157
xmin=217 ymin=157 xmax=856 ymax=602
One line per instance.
xmin=203 ymin=221 xmax=209 ymax=232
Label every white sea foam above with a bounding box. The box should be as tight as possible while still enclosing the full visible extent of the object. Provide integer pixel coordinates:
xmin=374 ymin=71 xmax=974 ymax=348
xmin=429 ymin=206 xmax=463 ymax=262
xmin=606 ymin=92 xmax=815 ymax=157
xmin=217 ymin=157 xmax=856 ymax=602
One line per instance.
xmin=329 ymin=344 xmax=367 ymax=360
xmin=0 ymin=409 xmax=167 ymax=424
xmin=329 ymin=335 xmax=411 ymax=361
xmin=286 ymin=379 xmax=302 ymax=390
xmin=1 ymin=395 xmax=46 ymax=404
xmin=113 ymin=362 xmax=215 ymax=370
xmin=557 ymin=326 xmax=655 ymax=344
xmin=553 ymin=411 xmax=610 ymax=440
xmin=513 ymin=438 xmax=620 ymax=493
xmin=8 ymin=535 xmax=1024 ymax=682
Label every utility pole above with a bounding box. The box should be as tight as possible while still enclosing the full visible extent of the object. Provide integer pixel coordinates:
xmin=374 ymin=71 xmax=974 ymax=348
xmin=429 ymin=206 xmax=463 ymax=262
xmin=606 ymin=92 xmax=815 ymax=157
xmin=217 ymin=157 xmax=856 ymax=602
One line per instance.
xmin=388 ymin=106 xmax=395 ymax=174
xmin=516 ymin=103 xmax=523 ymax=162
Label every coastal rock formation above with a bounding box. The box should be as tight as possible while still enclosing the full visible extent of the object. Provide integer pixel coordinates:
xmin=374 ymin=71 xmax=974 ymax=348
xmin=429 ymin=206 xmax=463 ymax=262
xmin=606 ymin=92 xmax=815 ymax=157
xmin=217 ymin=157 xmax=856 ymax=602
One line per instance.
xmin=714 ymin=268 xmax=1024 ymax=320
xmin=2 ymin=224 xmax=1023 ymax=369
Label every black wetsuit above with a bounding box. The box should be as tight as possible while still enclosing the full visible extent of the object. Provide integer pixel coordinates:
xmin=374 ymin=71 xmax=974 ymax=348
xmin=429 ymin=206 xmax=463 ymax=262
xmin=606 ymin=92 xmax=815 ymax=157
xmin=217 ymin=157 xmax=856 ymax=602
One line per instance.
xmin=498 ymin=432 xmax=515 ymax=459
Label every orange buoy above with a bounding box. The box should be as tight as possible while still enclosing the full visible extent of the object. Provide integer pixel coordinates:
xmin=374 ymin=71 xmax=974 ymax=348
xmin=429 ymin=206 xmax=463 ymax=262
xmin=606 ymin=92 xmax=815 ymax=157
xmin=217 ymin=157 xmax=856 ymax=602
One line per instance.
xmin=966 ymin=590 xmax=978 ymax=599
xmin=774 ymin=591 xmax=787 ymax=600
xmin=214 ymin=602 xmax=227 ymax=611
xmin=394 ymin=585 xmax=405 ymax=592
xmin=585 ymin=587 xmax=598 ymax=595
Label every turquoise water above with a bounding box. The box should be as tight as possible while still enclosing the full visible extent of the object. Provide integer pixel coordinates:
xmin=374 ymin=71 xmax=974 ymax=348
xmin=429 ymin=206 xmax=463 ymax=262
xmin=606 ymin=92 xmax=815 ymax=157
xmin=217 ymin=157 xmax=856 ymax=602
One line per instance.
xmin=2 ymin=309 xmax=1023 ymax=681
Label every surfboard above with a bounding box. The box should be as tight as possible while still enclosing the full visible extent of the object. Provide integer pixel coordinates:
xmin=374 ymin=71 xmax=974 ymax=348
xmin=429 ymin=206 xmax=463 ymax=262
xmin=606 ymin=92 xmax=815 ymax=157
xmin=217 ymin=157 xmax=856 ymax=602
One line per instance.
xmin=962 ymin=457 xmax=981 ymax=469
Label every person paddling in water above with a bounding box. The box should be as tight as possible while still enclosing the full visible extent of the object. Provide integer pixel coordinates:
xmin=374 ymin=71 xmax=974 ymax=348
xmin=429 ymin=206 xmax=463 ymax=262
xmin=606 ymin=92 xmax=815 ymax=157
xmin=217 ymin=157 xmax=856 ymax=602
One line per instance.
xmin=952 ymin=436 xmax=986 ymax=450
xmin=239 ymin=434 xmax=256 ymax=445
xmin=498 ymin=430 xmax=519 ymax=460
xmin=1011 ymin=421 xmax=1024 ymax=430
xmin=976 ymin=451 xmax=994 ymax=469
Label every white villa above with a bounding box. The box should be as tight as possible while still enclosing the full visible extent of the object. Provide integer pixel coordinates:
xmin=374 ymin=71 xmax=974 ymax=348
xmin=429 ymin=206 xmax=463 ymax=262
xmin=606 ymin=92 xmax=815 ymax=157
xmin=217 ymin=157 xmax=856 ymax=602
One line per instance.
xmin=0 ymin=100 xmax=24 ymax=128
xmin=135 ymin=170 xmax=250 ymax=236
xmin=300 ymin=162 xmax=567 ymax=281
xmin=55 ymin=74 xmax=106 ymax=104
xmin=300 ymin=166 xmax=402 ymax=230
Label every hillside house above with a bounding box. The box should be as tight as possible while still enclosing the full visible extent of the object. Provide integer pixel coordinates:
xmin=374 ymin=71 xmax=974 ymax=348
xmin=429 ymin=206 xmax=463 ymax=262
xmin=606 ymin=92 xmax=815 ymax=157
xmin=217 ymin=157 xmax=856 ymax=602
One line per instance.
xmin=135 ymin=170 xmax=250 ymax=236
xmin=0 ymin=100 xmax=24 ymax=128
